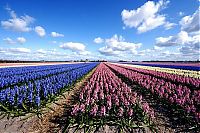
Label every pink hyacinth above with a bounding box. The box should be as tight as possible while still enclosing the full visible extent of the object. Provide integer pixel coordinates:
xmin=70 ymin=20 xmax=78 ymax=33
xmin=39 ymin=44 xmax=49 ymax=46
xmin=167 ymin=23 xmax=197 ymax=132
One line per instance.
xmin=90 ymin=97 xmax=95 ymax=104
xmin=195 ymin=112 xmax=200 ymax=121
xmin=127 ymin=108 xmax=133 ymax=117
xmin=118 ymin=107 xmax=124 ymax=117
xmin=80 ymin=104 xmax=85 ymax=112
xmin=71 ymin=104 xmax=79 ymax=116
xmin=90 ymin=104 xmax=98 ymax=116
xmin=142 ymin=102 xmax=150 ymax=113
xmin=99 ymin=90 xmax=104 ymax=100
xmin=99 ymin=105 xmax=106 ymax=116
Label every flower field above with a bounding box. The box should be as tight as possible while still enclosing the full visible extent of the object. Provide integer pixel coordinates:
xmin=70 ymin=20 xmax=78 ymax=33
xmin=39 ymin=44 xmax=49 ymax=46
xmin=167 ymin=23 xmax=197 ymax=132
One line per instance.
xmin=106 ymin=63 xmax=200 ymax=121
xmin=122 ymin=62 xmax=200 ymax=71
xmin=0 ymin=63 xmax=98 ymax=116
xmin=0 ymin=62 xmax=199 ymax=132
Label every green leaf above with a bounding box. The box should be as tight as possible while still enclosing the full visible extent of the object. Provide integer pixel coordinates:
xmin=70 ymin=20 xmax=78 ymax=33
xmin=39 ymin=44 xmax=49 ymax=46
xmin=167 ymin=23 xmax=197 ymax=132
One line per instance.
xmin=22 ymin=102 xmax=28 ymax=111
xmin=0 ymin=103 xmax=11 ymax=113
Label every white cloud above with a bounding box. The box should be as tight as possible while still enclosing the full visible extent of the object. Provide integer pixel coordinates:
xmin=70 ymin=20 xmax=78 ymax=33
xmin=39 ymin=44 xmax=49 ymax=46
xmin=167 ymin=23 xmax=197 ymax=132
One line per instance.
xmin=17 ymin=37 xmax=26 ymax=44
xmin=60 ymin=42 xmax=92 ymax=57
xmin=60 ymin=42 xmax=86 ymax=52
xmin=99 ymin=34 xmax=142 ymax=56
xmin=79 ymin=51 xmax=91 ymax=56
xmin=1 ymin=7 xmax=34 ymax=32
xmin=9 ymin=48 xmax=31 ymax=53
xmin=179 ymin=12 xmax=184 ymax=16
xmin=51 ymin=41 xmax=57 ymax=44
xmin=136 ymin=46 xmax=164 ymax=56
xmin=121 ymin=0 xmax=172 ymax=33
xmin=94 ymin=37 xmax=104 ymax=44
xmin=151 ymin=8 xmax=200 ymax=61
xmin=179 ymin=34 xmax=200 ymax=55
xmin=3 ymin=37 xmax=16 ymax=44
xmin=164 ymin=22 xmax=176 ymax=30
xmin=155 ymin=31 xmax=191 ymax=47
xmin=153 ymin=45 xmax=164 ymax=50
xmin=35 ymin=49 xmax=59 ymax=55
xmin=0 ymin=47 xmax=97 ymax=61
xmin=51 ymin=32 xmax=64 ymax=37
xmin=3 ymin=37 xmax=26 ymax=44
xmin=36 ymin=49 xmax=47 ymax=54
xmin=180 ymin=8 xmax=199 ymax=33
xmin=35 ymin=26 xmax=46 ymax=37
xmin=154 ymin=31 xmax=199 ymax=60
xmin=99 ymin=46 xmax=120 ymax=56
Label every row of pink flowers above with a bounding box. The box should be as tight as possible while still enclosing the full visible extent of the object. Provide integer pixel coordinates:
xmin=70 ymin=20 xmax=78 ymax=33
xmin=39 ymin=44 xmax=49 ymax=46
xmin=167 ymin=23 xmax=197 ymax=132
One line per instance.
xmin=107 ymin=63 xmax=200 ymax=121
xmin=71 ymin=63 xmax=154 ymax=120
xmin=117 ymin=64 xmax=199 ymax=88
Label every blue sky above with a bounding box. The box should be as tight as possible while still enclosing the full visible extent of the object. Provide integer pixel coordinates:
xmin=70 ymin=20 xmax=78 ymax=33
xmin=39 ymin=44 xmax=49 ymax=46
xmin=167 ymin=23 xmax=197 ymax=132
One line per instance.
xmin=0 ymin=0 xmax=199 ymax=61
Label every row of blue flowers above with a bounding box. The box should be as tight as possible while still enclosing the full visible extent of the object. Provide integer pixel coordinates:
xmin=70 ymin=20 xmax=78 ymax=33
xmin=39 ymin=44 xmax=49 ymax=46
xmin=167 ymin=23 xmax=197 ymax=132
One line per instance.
xmin=0 ymin=63 xmax=98 ymax=116
xmin=0 ymin=63 xmax=90 ymax=89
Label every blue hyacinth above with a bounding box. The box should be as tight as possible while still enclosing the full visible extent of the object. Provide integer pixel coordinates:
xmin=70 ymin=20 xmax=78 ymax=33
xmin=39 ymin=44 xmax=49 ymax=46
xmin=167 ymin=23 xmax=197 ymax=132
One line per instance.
xmin=0 ymin=63 xmax=98 ymax=111
xmin=35 ymin=94 xmax=41 ymax=107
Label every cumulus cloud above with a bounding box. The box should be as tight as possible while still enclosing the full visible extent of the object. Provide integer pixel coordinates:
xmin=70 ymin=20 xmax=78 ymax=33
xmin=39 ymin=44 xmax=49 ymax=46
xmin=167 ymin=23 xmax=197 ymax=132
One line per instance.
xmin=0 ymin=47 xmax=95 ymax=61
xmin=17 ymin=37 xmax=26 ymax=44
xmin=4 ymin=47 xmax=31 ymax=53
xmin=59 ymin=42 xmax=92 ymax=56
xmin=154 ymin=32 xmax=199 ymax=59
xmin=179 ymin=34 xmax=200 ymax=55
xmin=155 ymin=31 xmax=190 ymax=47
xmin=152 ymin=8 xmax=200 ymax=60
xmin=79 ymin=51 xmax=91 ymax=56
xmin=121 ymin=0 xmax=173 ymax=33
xmin=60 ymin=42 xmax=86 ymax=52
xmin=94 ymin=37 xmax=104 ymax=44
xmin=10 ymin=48 xmax=31 ymax=53
xmin=164 ymin=22 xmax=176 ymax=30
xmin=136 ymin=46 xmax=164 ymax=56
xmin=3 ymin=37 xmax=26 ymax=44
xmin=180 ymin=8 xmax=199 ymax=33
xmin=1 ymin=7 xmax=34 ymax=32
xmin=99 ymin=46 xmax=120 ymax=56
xmin=35 ymin=26 xmax=46 ymax=37
xmin=36 ymin=49 xmax=47 ymax=54
xmin=51 ymin=32 xmax=64 ymax=37
xmin=3 ymin=37 xmax=16 ymax=44
xmin=98 ymin=34 xmax=142 ymax=56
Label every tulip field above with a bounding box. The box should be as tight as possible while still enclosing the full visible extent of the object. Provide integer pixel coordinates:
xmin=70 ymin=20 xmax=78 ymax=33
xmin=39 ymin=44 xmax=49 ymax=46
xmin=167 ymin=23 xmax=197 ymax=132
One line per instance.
xmin=0 ymin=62 xmax=199 ymax=132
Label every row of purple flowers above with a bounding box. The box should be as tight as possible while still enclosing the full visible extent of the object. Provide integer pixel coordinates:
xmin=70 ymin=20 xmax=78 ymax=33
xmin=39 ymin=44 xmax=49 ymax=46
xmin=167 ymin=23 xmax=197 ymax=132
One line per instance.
xmin=71 ymin=63 xmax=154 ymax=122
xmin=107 ymin=63 xmax=200 ymax=121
